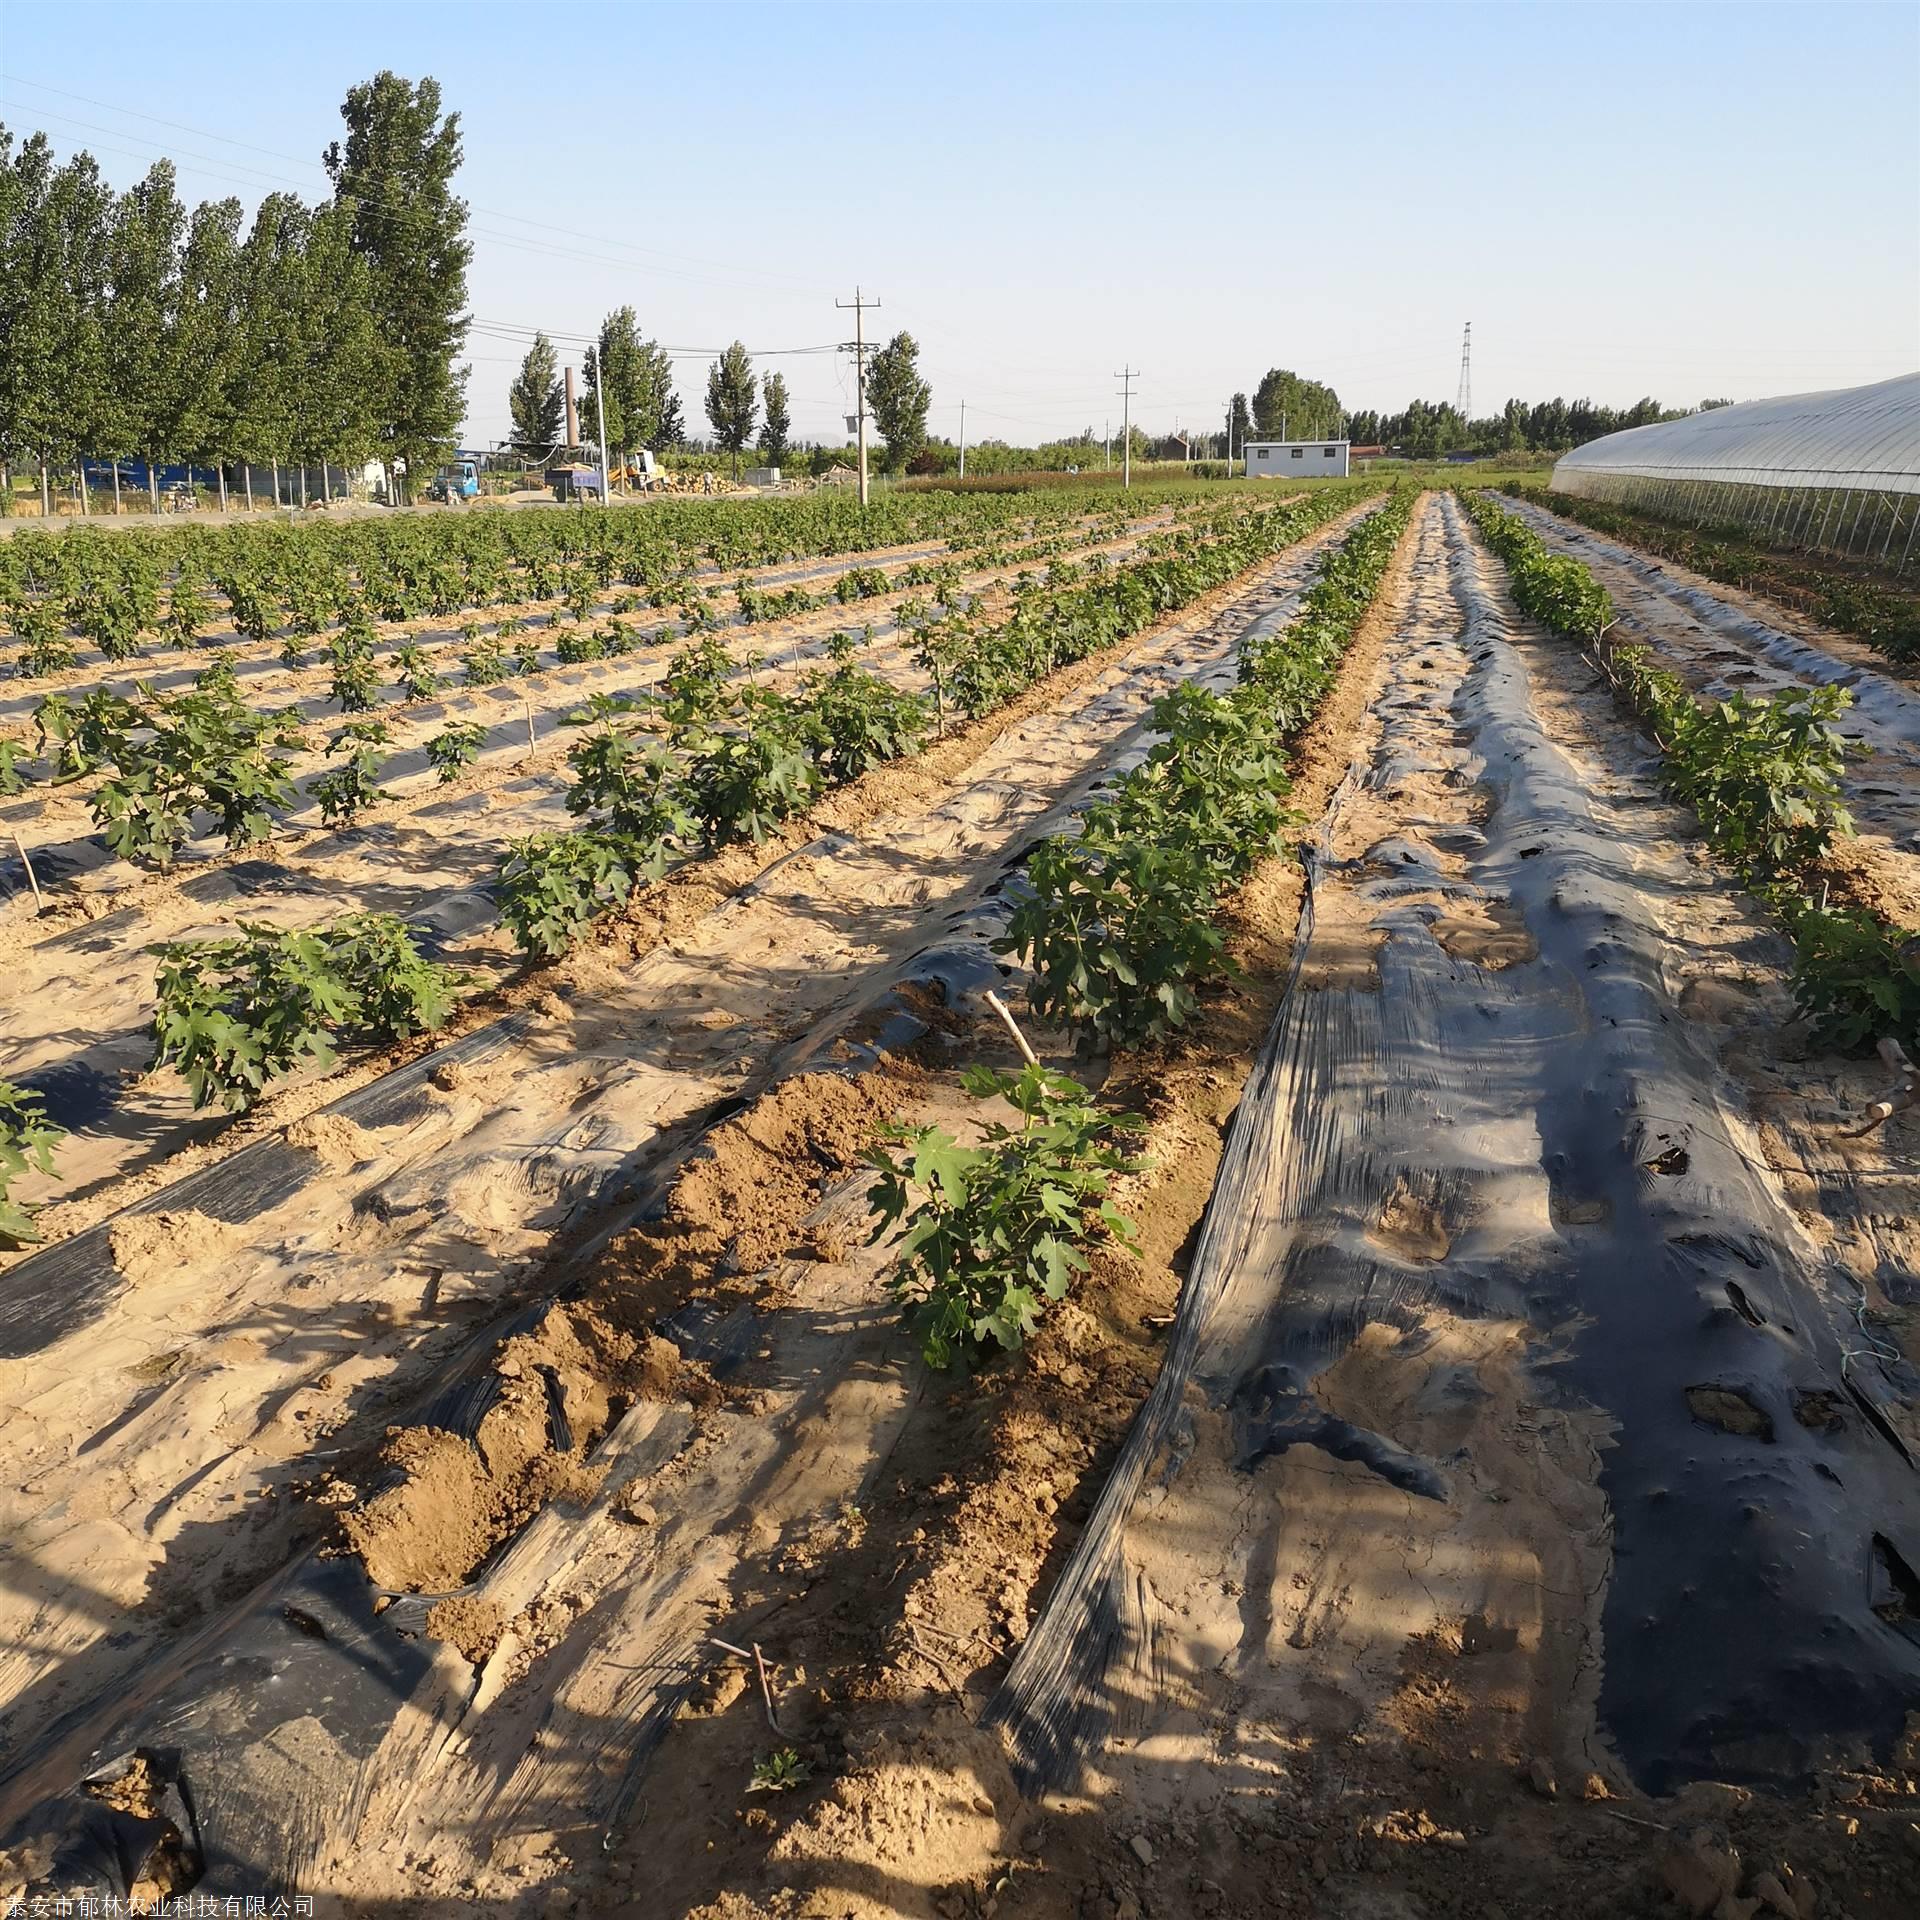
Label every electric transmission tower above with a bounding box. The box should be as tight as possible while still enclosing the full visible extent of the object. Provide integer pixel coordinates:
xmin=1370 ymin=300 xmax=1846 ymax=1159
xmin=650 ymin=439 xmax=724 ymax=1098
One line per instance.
xmin=1455 ymin=321 xmax=1472 ymax=421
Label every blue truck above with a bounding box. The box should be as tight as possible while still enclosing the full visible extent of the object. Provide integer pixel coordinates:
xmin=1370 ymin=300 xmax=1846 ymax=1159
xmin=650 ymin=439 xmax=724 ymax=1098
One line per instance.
xmin=427 ymin=458 xmax=481 ymax=503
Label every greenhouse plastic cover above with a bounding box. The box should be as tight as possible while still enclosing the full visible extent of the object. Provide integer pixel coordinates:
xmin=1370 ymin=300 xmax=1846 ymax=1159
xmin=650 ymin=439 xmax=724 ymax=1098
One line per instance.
xmin=1553 ymin=373 xmax=1920 ymax=495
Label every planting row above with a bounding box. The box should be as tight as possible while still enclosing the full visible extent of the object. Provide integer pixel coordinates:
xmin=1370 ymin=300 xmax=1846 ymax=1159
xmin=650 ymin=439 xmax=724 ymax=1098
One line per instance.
xmin=879 ymin=489 xmax=1416 ymax=1369
xmin=0 ymin=482 xmax=1378 ymax=1241
xmin=1506 ymin=483 xmax=1920 ymax=663
xmin=0 ymin=504 xmax=1190 ymax=896
xmin=498 ymin=483 xmax=1381 ymax=962
xmin=0 ymin=482 xmax=1245 ymax=676
xmin=1464 ymin=492 xmax=1916 ymax=1054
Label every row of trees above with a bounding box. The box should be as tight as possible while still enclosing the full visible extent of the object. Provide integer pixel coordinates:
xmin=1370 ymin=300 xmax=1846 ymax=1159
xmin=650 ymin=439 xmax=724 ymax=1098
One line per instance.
xmin=1226 ymin=368 xmax=1732 ymax=462
xmin=509 ymin=326 xmax=934 ymax=480
xmin=0 ymin=74 xmax=471 ymax=503
xmin=506 ymin=309 xmax=689 ymax=465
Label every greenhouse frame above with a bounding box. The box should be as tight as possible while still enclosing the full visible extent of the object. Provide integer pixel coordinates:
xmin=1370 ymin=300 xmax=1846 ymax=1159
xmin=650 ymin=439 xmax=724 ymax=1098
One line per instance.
xmin=1550 ymin=373 xmax=1920 ymax=575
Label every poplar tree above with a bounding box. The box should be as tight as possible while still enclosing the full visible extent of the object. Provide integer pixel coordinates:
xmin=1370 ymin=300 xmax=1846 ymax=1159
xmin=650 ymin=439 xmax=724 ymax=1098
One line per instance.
xmin=293 ymin=201 xmax=386 ymax=479
xmin=159 ymin=197 xmax=244 ymax=477
xmin=1252 ymin=369 xmax=1342 ymax=442
xmin=1227 ymin=393 xmax=1251 ymax=455
xmin=704 ymin=341 xmax=757 ymax=479
xmin=760 ymin=371 xmax=791 ymax=463
xmin=325 ymin=72 xmax=471 ymax=488
xmin=584 ymin=308 xmax=681 ymax=462
xmin=509 ymin=331 xmax=564 ymax=455
xmin=106 ymin=160 xmax=186 ymax=503
xmin=864 ymin=333 xmax=931 ymax=473
xmin=231 ymin=194 xmax=310 ymax=479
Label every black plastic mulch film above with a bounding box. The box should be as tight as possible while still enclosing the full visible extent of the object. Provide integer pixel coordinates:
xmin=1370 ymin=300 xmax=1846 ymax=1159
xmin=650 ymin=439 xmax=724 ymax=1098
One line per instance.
xmin=986 ymin=493 xmax=1920 ymax=1795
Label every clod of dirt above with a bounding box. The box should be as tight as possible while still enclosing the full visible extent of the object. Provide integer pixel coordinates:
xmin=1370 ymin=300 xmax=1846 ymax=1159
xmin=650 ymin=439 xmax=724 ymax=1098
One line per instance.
xmin=747 ymin=1716 xmax=1019 ymax=1920
xmin=84 ymin=1751 xmax=163 ymax=1820
xmin=1686 ymin=1385 xmax=1775 ymax=1442
xmin=1748 ymin=1871 xmax=1808 ymax=1919
xmin=78 ymin=1752 xmax=197 ymax=1905
xmin=1550 ymin=1189 xmax=1611 ymax=1226
xmin=1430 ymin=899 xmax=1538 ymax=970
xmin=1658 ymin=1831 xmax=1742 ymax=1917
xmin=425 ymin=1594 xmax=504 ymax=1666
xmin=1792 ymin=1390 xmax=1846 ymax=1433
xmin=595 ymin=1070 xmax=899 ymax=1322
xmin=1645 ymin=1145 xmax=1692 ymax=1176
xmin=1372 ymin=1180 xmax=1452 ymax=1263
xmin=339 ymin=1428 xmax=509 ymax=1592
xmin=107 ymin=1208 xmax=243 ymax=1287
xmin=429 ymin=1059 xmax=471 ymax=1093
xmin=284 ymin=1112 xmax=376 ymax=1169
xmin=1526 ymin=1756 xmax=1557 ymax=1798
xmin=339 ymin=1051 xmax=863 ymax=1596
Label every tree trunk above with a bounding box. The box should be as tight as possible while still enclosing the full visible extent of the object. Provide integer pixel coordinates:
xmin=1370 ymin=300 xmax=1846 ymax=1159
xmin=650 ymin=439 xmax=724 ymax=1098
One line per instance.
xmin=111 ymin=461 xmax=122 ymax=514
xmin=271 ymin=460 xmax=280 ymax=507
xmin=299 ymin=465 xmax=308 ymax=509
xmin=321 ymin=464 xmax=331 ymax=506
xmin=148 ymin=460 xmax=159 ymax=514
xmin=39 ymin=464 xmax=50 ymax=517
xmin=243 ymin=466 xmax=253 ymax=512
xmin=217 ymin=467 xmax=228 ymax=514
xmin=76 ymin=460 xmax=89 ymax=516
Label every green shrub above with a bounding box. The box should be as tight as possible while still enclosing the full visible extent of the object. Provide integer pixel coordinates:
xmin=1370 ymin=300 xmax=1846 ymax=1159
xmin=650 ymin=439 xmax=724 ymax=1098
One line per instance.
xmin=496 ymin=829 xmax=640 ymax=958
xmin=683 ymin=686 xmax=823 ymax=846
xmin=1789 ymin=907 xmax=1920 ymax=1053
xmin=426 ymin=719 xmax=488 ymax=783
xmin=312 ymin=719 xmax=392 ymax=828
xmin=865 ymin=1061 xmax=1144 ymax=1369
xmin=149 ymin=914 xmax=462 ymax=1111
xmin=0 ymin=1080 xmax=64 ymax=1244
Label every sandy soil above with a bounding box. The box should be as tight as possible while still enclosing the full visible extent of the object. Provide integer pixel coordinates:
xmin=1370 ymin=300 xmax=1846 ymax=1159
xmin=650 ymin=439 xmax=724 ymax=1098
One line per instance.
xmin=11 ymin=493 xmax=1914 ymax=1920
xmin=0 ymin=502 xmax=1369 ymax=1796
xmin=526 ymin=496 xmax=1913 ymax=1920
xmin=0 ymin=509 xmax=1184 ymax=1217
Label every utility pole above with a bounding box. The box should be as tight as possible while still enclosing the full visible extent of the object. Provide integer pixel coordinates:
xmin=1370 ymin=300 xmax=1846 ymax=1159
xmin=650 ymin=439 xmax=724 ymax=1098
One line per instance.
xmin=564 ymin=365 xmax=580 ymax=449
xmin=1115 ymin=368 xmax=1137 ymax=490
xmin=836 ymin=286 xmax=880 ymax=508
xmin=958 ymin=399 xmax=966 ymax=481
xmin=1456 ymin=321 xmax=1472 ymax=424
xmin=1225 ymin=399 xmax=1235 ymax=473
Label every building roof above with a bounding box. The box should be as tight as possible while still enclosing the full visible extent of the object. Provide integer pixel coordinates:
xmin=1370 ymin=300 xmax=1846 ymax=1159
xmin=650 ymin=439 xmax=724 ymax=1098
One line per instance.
xmin=1552 ymin=373 xmax=1920 ymax=496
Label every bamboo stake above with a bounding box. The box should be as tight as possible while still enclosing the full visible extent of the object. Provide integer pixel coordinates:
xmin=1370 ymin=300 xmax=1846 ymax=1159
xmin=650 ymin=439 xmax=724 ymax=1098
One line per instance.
xmin=984 ymin=989 xmax=1039 ymax=1065
xmin=10 ymin=830 xmax=44 ymax=913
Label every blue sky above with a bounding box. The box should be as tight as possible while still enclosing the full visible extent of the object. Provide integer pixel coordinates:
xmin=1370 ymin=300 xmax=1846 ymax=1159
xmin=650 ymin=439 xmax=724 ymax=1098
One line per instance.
xmin=3 ymin=1 xmax=1915 ymax=451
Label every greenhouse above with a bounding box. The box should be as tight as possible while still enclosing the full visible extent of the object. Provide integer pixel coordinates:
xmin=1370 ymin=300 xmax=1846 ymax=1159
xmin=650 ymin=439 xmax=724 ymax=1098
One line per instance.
xmin=1551 ymin=372 xmax=1920 ymax=573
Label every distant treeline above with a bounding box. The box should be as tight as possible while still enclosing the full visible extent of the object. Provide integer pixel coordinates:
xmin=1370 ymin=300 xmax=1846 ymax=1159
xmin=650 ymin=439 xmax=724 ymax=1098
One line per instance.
xmin=1223 ymin=371 xmax=1731 ymax=461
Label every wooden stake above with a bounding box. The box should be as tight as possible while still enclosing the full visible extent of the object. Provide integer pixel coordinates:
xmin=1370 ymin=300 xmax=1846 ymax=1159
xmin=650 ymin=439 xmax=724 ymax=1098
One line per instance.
xmin=708 ymin=1637 xmax=787 ymax=1735
xmin=984 ymin=989 xmax=1039 ymax=1065
xmin=10 ymin=830 xmax=44 ymax=913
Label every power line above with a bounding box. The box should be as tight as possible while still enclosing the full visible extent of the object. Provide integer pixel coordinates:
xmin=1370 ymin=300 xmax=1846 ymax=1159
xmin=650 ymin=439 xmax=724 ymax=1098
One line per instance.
xmin=1 ymin=75 xmax=832 ymax=297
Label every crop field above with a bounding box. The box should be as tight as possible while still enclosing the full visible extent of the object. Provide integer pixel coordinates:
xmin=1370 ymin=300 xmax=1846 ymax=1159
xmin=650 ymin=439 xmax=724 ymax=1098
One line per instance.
xmin=2 ymin=475 xmax=1918 ymax=1920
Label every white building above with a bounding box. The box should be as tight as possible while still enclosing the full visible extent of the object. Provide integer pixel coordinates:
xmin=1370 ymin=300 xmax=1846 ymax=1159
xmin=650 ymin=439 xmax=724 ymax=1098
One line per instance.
xmin=1245 ymin=439 xmax=1350 ymax=478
